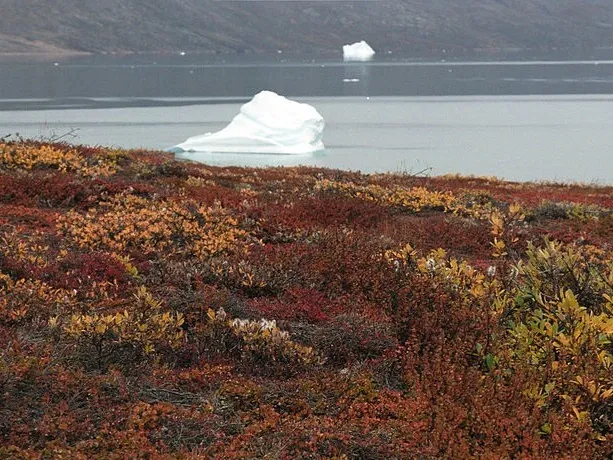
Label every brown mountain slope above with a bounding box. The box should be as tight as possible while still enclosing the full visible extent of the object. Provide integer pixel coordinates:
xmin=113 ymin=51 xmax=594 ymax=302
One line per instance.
xmin=1 ymin=0 xmax=613 ymax=55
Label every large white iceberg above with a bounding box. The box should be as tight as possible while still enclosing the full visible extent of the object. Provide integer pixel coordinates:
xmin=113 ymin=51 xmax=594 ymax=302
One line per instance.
xmin=343 ymin=41 xmax=376 ymax=61
xmin=172 ymin=91 xmax=325 ymax=155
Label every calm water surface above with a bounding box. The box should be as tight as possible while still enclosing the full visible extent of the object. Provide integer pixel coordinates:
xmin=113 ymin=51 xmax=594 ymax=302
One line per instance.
xmin=1 ymin=54 xmax=612 ymax=183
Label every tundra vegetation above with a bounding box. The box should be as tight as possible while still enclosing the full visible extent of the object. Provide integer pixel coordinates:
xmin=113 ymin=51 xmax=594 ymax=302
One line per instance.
xmin=1 ymin=140 xmax=613 ymax=457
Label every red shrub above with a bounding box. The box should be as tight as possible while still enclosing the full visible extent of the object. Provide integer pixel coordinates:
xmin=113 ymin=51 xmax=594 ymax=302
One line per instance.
xmin=248 ymin=288 xmax=339 ymax=323
xmin=254 ymin=196 xmax=390 ymax=234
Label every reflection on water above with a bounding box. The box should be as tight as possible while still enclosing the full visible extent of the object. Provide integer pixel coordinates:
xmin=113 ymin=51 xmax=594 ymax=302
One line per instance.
xmin=343 ymin=64 xmax=371 ymax=97
xmin=174 ymin=151 xmax=324 ymax=169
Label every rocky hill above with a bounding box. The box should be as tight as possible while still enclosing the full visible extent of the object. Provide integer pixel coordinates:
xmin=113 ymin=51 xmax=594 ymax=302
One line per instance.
xmin=1 ymin=0 xmax=613 ymax=55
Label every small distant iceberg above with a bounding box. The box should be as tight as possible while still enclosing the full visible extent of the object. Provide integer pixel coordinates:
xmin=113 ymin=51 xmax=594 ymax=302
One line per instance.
xmin=172 ymin=91 xmax=325 ymax=155
xmin=343 ymin=41 xmax=376 ymax=61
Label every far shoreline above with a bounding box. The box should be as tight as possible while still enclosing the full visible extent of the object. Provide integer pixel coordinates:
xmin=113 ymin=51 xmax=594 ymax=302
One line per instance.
xmin=3 ymin=46 xmax=613 ymax=63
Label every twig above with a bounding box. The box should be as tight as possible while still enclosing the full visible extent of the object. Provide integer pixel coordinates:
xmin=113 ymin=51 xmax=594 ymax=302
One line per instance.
xmin=47 ymin=128 xmax=80 ymax=143
xmin=409 ymin=166 xmax=433 ymax=178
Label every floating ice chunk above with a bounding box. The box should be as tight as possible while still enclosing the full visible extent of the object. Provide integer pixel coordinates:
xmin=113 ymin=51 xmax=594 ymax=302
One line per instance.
xmin=172 ymin=91 xmax=325 ymax=155
xmin=343 ymin=41 xmax=375 ymax=61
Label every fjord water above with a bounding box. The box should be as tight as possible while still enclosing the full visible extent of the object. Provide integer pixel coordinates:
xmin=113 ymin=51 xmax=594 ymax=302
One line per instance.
xmin=1 ymin=53 xmax=613 ymax=183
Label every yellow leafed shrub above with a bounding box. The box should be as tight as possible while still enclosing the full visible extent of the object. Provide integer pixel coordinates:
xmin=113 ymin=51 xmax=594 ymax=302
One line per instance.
xmin=60 ymin=286 xmax=185 ymax=368
xmin=203 ymin=307 xmax=321 ymax=367
xmin=57 ymin=194 xmax=249 ymax=258
xmin=0 ymin=271 xmax=76 ymax=324
xmin=383 ymin=243 xmax=417 ymax=271
xmin=494 ymin=240 xmax=613 ymax=434
xmin=315 ymin=179 xmax=505 ymax=220
xmin=315 ymin=179 xmax=456 ymax=213
xmin=1 ymin=231 xmax=52 ymax=269
xmin=0 ymin=143 xmax=119 ymax=177
xmin=413 ymin=247 xmax=490 ymax=300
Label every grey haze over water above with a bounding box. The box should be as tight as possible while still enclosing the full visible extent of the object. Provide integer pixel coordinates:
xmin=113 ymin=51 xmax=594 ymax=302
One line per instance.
xmin=1 ymin=54 xmax=613 ymax=183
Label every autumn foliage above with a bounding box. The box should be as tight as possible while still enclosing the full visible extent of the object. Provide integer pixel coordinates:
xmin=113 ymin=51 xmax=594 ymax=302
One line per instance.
xmin=2 ymin=140 xmax=613 ymax=457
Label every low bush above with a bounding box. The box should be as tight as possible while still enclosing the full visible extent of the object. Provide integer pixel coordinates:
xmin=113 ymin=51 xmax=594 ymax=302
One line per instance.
xmin=2 ymin=141 xmax=613 ymax=457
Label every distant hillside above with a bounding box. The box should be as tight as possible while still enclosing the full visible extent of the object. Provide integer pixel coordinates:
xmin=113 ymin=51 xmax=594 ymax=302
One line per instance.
xmin=1 ymin=0 xmax=613 ymax=55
